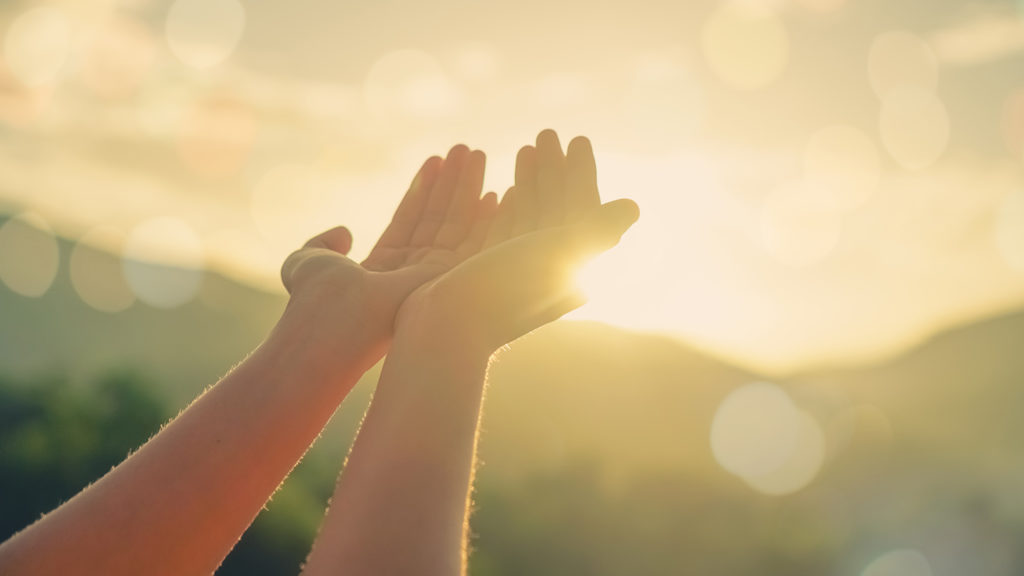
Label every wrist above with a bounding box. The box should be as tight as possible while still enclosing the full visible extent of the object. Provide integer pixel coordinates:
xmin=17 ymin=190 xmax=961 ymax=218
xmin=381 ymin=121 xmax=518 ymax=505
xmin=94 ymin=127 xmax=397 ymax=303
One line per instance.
xmin=394 ymin=290 xmax=496 ymax=368
xmin=272 ymin=288 xmax=387 ymax=376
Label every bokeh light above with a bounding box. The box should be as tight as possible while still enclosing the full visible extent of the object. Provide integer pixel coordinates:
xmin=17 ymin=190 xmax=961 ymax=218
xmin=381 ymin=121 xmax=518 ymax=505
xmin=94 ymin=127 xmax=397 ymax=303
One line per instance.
xmin=803 ymin=125 xmax=881 ymax=212
xmin=744 ymin=409 xmax=825 ymax=495
xmin=122 ymin=217 xmax=204 ymax=309
xmin=165 ymin=0 xmax=246 ymax=70
xmin=70 ymin=227 xmax=136 ymax=313
xmin=711 ymin=382 xmax=800 ymax=480
xmin=364 ymin=49 xmax=460 ymax=120
xmin=3 ymin=6 xmax=72 ymax=88
xmin=701 ymin=2 xmax=789 ymax=90
xmin=867 ymin=31 xmax=938 ymax=99
xmin=879 ymin=88 xmax=950 ymax=170
xmin=711 ymin=382 xmax=828 ymax=495
xmin=759 ymin=180 xmax=842 ymax=267
xmin=0 ymin=213 xmax=59 ymax=298
xmin=862 ymin=549 xmax=934 ymax=576
xmin=994 ymin=189 xmax=1024 ymax=273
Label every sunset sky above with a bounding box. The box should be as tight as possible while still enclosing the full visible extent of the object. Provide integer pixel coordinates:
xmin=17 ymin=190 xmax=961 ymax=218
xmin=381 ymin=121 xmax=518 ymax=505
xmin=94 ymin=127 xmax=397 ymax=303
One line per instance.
xmin=1 ymin=0 xmax=1023 ymax=373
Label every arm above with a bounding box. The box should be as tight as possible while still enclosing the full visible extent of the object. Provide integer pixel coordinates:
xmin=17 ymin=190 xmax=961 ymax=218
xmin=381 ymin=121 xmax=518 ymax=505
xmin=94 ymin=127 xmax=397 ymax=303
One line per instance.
xmin=301 ymin=131 xmax=639 ymax=575
xmin=0 ymin=147 xmax=494 ymax=576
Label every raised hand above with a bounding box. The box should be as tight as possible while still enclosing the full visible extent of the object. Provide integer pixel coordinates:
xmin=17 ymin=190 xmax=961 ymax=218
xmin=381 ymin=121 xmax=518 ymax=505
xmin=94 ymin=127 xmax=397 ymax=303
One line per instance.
xmin=278 ymin=145 xmax=497 ymax=364
xmin=299 ymin=131 xmax=639 ymax=576
xmin=397 ymin=130 xmax=639 ymax=355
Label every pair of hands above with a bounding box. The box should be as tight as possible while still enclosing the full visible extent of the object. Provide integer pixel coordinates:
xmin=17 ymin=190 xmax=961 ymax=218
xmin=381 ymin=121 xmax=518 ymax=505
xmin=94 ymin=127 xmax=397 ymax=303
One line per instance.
xmin=279 ymin=130 xmax=639 ymax=365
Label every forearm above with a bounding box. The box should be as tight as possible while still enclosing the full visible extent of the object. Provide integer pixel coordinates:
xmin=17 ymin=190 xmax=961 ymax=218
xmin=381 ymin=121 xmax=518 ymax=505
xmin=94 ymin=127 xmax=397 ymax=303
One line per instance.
xmin=302 ymin=324 xmax=491 ymax=576
xmin=0 ymin=305 xmax=375 ymax=576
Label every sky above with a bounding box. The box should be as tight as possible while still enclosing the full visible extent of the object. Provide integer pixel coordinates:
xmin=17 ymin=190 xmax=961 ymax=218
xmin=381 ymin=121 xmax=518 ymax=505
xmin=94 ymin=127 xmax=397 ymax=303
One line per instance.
xmin=0 ymin=0 xmax=1023 ymax=373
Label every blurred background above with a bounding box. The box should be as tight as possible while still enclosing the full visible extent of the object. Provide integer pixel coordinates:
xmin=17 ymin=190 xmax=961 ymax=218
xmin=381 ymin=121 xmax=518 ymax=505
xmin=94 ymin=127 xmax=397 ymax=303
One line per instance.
xmin=1 ymin=0 xmax=1023 ymax=574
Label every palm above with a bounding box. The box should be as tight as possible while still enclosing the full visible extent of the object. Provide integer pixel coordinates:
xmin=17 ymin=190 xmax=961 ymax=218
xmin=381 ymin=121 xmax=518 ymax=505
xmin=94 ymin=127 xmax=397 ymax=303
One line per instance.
xmin=280 ymin=145 xmax=497 ymax=347
xmin=401 ymin=130 xmax=638 ymax=351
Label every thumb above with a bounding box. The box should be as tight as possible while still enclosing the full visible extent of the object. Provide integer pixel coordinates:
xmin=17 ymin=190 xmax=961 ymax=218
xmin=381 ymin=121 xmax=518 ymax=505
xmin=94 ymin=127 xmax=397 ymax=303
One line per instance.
xmin=577 ymin=198 xmax=639 ymax=251
xmin=304 ymin=226 xmax=353 ymax=254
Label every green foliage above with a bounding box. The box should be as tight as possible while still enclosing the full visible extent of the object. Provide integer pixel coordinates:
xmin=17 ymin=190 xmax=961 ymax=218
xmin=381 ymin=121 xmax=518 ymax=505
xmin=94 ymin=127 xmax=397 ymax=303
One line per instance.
xmin=3 ymin=361 xmax=1024 ymax=575
xmin=0 ymin=372 xmax=328 ymax=576
xmin=0 ymin=371 xmax=165 ymax=539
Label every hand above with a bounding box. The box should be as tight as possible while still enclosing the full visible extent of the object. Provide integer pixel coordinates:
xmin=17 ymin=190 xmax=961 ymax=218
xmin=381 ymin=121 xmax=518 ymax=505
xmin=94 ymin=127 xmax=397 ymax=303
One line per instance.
xmin=276 ymin=145 xmax=498 ymax=365
xmin=397 ymin=130 xmax=639 ymax=357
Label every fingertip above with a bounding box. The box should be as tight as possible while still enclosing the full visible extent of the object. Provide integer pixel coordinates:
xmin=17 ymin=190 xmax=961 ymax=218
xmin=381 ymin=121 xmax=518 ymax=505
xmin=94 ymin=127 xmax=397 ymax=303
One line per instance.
xmin=606 ymin=198 xmax=640 ymax=225
xmin=537 ymin=128 xmax=560 ymax=144
xmin=516 ymin=145 xmax=536 ymax=161
xmin=447 ymin=144 xmax=470 ymax=159
xmin=305 ymin=225 xmax=353 ymax=254
xmin=578 ymin=199 xmax=640 ymax=248
xmin=469 ymin=148 xmax=486 ymax=166
xmin=567 ymin=135 xmax=592 ymax=153
xmin=479 ymin=191 xmax=499 ymax=218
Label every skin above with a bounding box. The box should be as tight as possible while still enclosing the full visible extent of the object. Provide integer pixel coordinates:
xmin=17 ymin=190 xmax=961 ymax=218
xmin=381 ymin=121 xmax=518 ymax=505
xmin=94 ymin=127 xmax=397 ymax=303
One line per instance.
xmin=301 ymin=130 xmax=639 ymax=576
xmin=0 ymin=145 xmax=497 ymax=576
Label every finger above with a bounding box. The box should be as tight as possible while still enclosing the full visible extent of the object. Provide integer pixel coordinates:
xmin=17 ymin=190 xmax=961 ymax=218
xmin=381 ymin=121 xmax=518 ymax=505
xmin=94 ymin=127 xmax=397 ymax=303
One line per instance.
xmin=281 ymin=226 xmax=354 ymax=293
xmin=535 ymin=129 xmax=566 ymax=228
xmin=372 ymin=156 xmax=442 ymax=250
xmin=436 ymin=149 xmax=486 ymax=249
xmin=458 ymin=191 xmax=499 ymax=258
xmin=411 ymin=144 xmax=469 ymax=247
xmin=511 ymin=145 xmax=538 ymax=236
xmin=576 ymin=199 xmax=640 ymax=252
xmin=303 ymin=225 xmax=353 ymax=254
xmin=280 ymin=250 xmax=305 ymax=294
xmin=565 ymin=136 xmax=599 ymax=222
xmin=484 ymin=186 xmax=516 ymax=248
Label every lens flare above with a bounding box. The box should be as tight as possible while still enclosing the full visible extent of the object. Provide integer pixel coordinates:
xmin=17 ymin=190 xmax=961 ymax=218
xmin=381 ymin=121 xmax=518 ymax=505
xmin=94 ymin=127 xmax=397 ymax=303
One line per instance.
xmin=122 ymin=217 xmax=204 ymax=309
xmin=3 ymin=6 xmax=72 ymax=88
xmin=166 ymin=0 xmax=246 ymax=70
xmin=711 ymin=382 xmax=827 ymax=495
xmin=862 ymin=549 xmax=934 ymax=576
xmin=70 ymin=228 xmax=135 ymax=313
xmin=701 ymin=2 xmax=789 ymax=90
xmin=0 ymin=213 xmax=59 ymax=298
